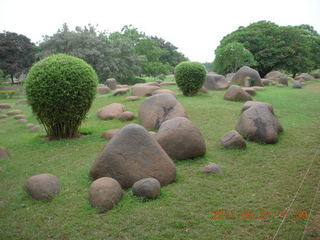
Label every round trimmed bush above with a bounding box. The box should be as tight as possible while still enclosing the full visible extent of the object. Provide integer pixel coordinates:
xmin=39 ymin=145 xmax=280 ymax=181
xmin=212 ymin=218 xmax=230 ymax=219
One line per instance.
xmin=25 ymin=54 xmax=98 ymax=139
xmin=174 ymin=61 xmax=207 ymax=96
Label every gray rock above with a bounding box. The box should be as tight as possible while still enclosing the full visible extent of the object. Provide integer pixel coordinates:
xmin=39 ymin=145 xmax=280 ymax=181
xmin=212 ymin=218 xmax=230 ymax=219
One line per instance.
xmin=89 ymin=177 xmax=122 ymax=212
xmin=113 ymin=88 xmax=129 ymax=96
xmin=265 ymin=71 xmax=283 ymax=80
xmin=155 ymin=117 xmax=206 ymax=160
xmin=295 ymin=73 xmax=315 ymax=81
xmin=106 ymin=78 xmax=117 ymax=90
xmin=118 ymin=111 xmax=134 ymax=121
xmin=241 ymin=87 xmax=256 ymax=96
xmin=204 ymin=73 xmax=229 ymax=90
xmin=25 ymin=173 xmax=61 ymax=200
xmin=139 ymin=94 xmax=187 ymax=130
xmin=236 ymin=104 xmax=283 ymax=144
xmin=241 ymin=101 xmax=274 ymax=114
xmin=202 ymin=163 xmax=223 ymax=174
xmin=232 ymin=66 xmax=262 ymax=86
xmin=152 ymin=89 xmax=176 ymax=97
xmin=292 ymin=80 xmax=302 ymax=88
xmin=0 ymin=104 xmax=12 ymax=109
xmin=89 ymin=124 xmax=176 ymax=188
xmin=221 ymin=130 xmax=246 ymax=149
xmin=97 ymin=86 xmax=111 ymax=94
xmin=279 ymin=77 xmax=288 ymax=86
xmin=132 ymin=178 xmax=161 ymax=199
xmin=224 ymin=85 xmax=252 ymax=102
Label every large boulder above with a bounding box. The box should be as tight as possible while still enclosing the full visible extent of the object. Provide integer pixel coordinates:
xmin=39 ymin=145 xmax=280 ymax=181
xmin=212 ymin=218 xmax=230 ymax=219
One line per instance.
xmin=295 ymin=73 xmax=315 ymax=81
xmin=241 ymin=101 xmax=274 ymax=114
xmin=224 ymin=85 xmax=252 ymax=102
xmin=132 ymin=178 xmax=161 ymax=199
xmin=139 ymin=94 xmax=187 ymax=130
xmin=232 ymin=66 xmax=262 ymax=86
xmin=152 ymin=89 xmax=176 ymax=97
xmin=0 ymin=146 xmax=9 ymax=160
xmin=265 ymin=71 xmax=283 ymax=80
xmin=131 ymin=84 xmax=160 ymax=97
xmin=236 ymin=104 xmax=283 ymax=143
xmin=89 ymin=124 xmax=176 ymax=188
xmin=221 ymin=130 xmax=246 ymax=149
xmin=155 ymin=117 xmax=206 ymax=160
xmin=105 ymin=78 xmax=117 ymax=90
xmin=204 ymin=73 xmax=229 ymax=90
xmin=89 ymin=177 xmax=122 ymax=212
xmin=25 ymin=173 xmax=61 ymax=200
xmin=97 ymin=103 xmax=125 ymax=120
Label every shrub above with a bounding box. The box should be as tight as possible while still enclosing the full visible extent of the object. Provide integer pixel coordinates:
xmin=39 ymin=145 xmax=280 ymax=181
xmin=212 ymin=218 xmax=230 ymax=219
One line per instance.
xmin=25 ymin=54 xmax=98 ymax=139
xmin=0 ymin=90 xmax=16 ymax=99
xmin=174 ymin=62 xmax=207 ymax=96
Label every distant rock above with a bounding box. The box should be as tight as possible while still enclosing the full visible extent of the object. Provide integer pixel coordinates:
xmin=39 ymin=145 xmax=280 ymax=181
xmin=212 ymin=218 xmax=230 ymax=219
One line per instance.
xmin=16 ymin=100 xmax=27 ymax=105
xmin=292 ymin=80 xmax=302 ymax=88
xmin=101 ymin=129 xmax=119 ymax=140
xmin=152 ymin=89 xmax=176 ymax=97
xmin=14 ymin=114 xmax=25 ymax=119
xmin=241 ymin=101 xmax=274 ymax=114
xmin=89 ymin=177 xmax=123 ymax=212
xmin=118 ymin=111 xmax=134 ymax=121
xmin=204 ymin=73 xmax=229 ymax=90
xmin=106 ymin=78 xmax=117 ymax=90
xmin=224 ymin=85 xmax=252 ymax=102
xmin=279 ymin=77 xmax=288 ymax=86
xmin=0 ymin=104 xmax=11 ymax=109
xmin=113 ymin=88 xmax=129 ymax=96
xmin=232 ymin=66 xmax=262 ymax=86
xmin=125 ymin=96 xmax=140 ymax=101
xmin=18 ymin=119 xmax=27 ymax=123
xmin=160 ymin=81 xmax=176 ymax=86
xmin=261 ymin=79 xmax=271 ymax=86
xmin=202 ymin=163 xmax=223 ymax=174
xmin=25 ymin=123 xmax=34 ymax=128
xmin=221 ymin=130 xmax=246 ymax=149
xmin=265 ymin=71 xmax=283 ymax=80
xmin=131 ymin=84 xmax=160 ymax=97
xmin=30 ymin=125 xmax=41 ymax=132
xmin=25 ymin=173 xmax=61 ymax=200
xmin=0 ymin=114 xmax=8 ymax=119
xmin=89 ymin=124 xmax=176 ymax=188
xmin=241 ymin=87 xmax=256 ymax=96
xmin=198 ymin=87 xmax=209 ymax=93
xmin=97 ymin=103 xmax=125 ymax=120
xmin=156 ymin=117 xmax=206 ymax=160
xmin=139 ymin=94 xmax=187 ymax=130
xmin=97 ymin=86 xmax=111 ymax=94
xmin=132 ymin=178 xmax=161 ymax=199
xmin=7 ymin=110 xmax=23 ymax=115
xmin=295 ymin=73 xmax=315 ymax=81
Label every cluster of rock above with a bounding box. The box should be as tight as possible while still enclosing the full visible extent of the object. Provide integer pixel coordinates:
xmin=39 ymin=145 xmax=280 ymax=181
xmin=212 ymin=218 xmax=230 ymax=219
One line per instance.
xmin=204 ymin=72 xmax=229 ymax=90
xmin=97 ymin=103 xmax=134 ymax=121
xmin=231 ymin=66 xmax=263 ymax=86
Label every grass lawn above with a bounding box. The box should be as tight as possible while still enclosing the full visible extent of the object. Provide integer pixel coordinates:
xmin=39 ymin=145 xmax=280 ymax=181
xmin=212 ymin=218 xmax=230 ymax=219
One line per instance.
xmin=0 ymin=80 xmax=320 ymax=240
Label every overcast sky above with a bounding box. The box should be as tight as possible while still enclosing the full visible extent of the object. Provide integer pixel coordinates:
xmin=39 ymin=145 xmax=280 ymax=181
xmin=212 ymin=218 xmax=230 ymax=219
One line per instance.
xmin=0 ymin=0 xmax=319 ymax=62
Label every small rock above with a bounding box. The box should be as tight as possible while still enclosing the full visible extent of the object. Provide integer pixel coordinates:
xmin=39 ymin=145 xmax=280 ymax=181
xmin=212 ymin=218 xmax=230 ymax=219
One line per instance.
xmin=118 ymin=111 xmax=134 ymax=121
xmin=221 ymin=130 xmax=246 ymax=149
xmin=30 ymin=125 xmax=41 ymax=132
xmin=16 ymin=100 xmax=27 ymax=105
xmin=14 ymin=114 xmax=25 ymax=119
xmin=277 ymin=84 xmax=285 ymax=87
xmin=0 ymin=167 xmax=3 ymax=173
xmin=97 ymin=86 xmax=111 ymax=94
xmin=101 ymin=129 xmax=119 ymax=140
xmin=224 ymin=85 xmax=252 ymax=102
xmin=0 ymin=104 xmax=11 ymax=109
xmin=18 ymin=119 xmax=27 ymax=123
xmin=199 ymin=87 xmax=209 ymax=93
xmin=252 ymin=86 xmax=265 ymax=90
xmin=242 ymin=87 xmax=256 ymax=96
xmin=97 ymin=103 xmax=125 ymax=120
xmin=132 ymin=178 xmax=161 ymax=199
xmin=7 ymin=110 xmax=23 ymax=115
xmin=25 ymin=123 xmax=34 ymax=128
xmin=202 ymin=163 xmax=223 ymax=174
xmin=88 ymin=177 xmax=123 ymax=212
xmin=0 ymin=146 xmax=10 ymax=160
xmin=113 ymin=88 xmax=129 ymax=96
xmin=125 ymin=96 xmax=140 ymax=101
xmin=25 ymin=173 xmax=61 ymax=200
xmin=0 ymin=114 xmax=8 ymax=119
xmin=292 ymin=80 xmax=302 ymax=88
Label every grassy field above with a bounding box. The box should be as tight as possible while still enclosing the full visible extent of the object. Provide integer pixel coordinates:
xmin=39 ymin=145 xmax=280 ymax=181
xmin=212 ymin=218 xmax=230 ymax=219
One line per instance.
xmin=0 ymin=80 xmax=320 ymax=240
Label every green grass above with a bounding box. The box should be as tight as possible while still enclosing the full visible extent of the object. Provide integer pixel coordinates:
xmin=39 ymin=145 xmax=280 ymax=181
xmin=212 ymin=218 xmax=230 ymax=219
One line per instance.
xmin=0 ymin=80 xmax=320 ymax=240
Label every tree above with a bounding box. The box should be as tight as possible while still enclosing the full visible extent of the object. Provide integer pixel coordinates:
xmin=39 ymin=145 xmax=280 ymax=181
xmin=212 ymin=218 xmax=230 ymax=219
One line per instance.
xmin=213 ymin=42 xmax=256 ymax=74
xmin=216 ymin=21 xmax=318 ymax=76
xmin=0 ymin=31 xmax=35 ymax=83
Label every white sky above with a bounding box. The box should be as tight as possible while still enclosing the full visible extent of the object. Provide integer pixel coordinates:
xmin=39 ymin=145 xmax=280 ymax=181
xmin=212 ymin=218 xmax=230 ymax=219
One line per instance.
xmin=0 ymin=0 xmax=319 ymax=62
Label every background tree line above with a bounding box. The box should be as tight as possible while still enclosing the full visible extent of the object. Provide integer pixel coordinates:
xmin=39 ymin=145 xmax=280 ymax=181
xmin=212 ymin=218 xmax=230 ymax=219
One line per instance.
xmin=0 ymin=24 xmax=187 ymax=84
xmin=212 ymin=21 xmax=320 ymax=77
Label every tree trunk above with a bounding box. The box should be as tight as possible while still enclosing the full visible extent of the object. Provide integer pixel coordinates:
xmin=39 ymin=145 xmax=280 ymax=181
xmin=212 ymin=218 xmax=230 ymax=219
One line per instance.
xmin=11 ymin=75 xmax=14 ymax=85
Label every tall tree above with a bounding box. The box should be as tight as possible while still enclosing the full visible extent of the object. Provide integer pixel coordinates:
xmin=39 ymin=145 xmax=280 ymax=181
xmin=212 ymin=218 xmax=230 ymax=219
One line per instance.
xmin=0 ymin=31 xmax=35 ymax=83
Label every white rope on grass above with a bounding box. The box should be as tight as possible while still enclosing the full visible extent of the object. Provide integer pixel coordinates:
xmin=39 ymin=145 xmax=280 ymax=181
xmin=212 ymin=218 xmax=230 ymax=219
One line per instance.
xmin=300 ymin=175 xmax=320 ymax=240
xmin=272 ymin=148 xmax=320 ymax=240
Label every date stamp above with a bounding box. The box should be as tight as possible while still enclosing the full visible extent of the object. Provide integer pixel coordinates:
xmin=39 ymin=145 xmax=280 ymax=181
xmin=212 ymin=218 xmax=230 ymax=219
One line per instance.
xmin=210 ymin=210 xmax=308 ymax=220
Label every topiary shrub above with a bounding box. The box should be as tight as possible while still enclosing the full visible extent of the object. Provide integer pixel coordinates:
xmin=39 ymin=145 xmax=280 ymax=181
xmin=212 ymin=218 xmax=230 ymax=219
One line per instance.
xmin=25 ymin=54 xmax=98 ymax=140
xmin=174 ymin=61 xmax=207 ymax=96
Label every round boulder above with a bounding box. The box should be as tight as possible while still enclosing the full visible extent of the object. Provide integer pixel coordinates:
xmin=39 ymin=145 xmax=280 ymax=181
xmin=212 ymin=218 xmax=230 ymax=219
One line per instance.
xmin=113 ymin=88 xmax=129 ymax=96
xmin=106 ymin=78 xmax=117 ymax=90
xmin=97 ymin=103 xmax=125 ymax=120
xmin=204 ymin=73 xmax=229 ymax=90
xmin=139 ymin=93 xmax=187 ymax=130
xmin=232 ymin=66 xmax=262 ymax=86
xmin=132 ymin=84 xmax=160 ymax=97
xmin=7 ymin=110 xmax=23 ymax=116
xmin=292 ymin=80 xmax=302 ymax=89
xmin=155 ymin=117 xmax=206 ymax=160
xmin=265 ymin=71 xmax=283 ymax=80
xmin=202 ymin=163 xmax=223 ymax=174
xmin=25 ymin=173 xmax=61 ymax=201
xmin=89 ymin=177 xmax=123 ymax=212
xmin=221 ymin=130 xmax=246 ymax=149
xmin=132 ymin=178 xmax=161 ymax=199
xmin=0 ymin=146 xmax=9 ymax=160
xmin=101 ymin=129 xmax=119 ymax=140
xmin=97 ymin=86 xmax=111 ymax=94
xmin=118 ymin=111 xmax=134 ymax=121
xmin=295 ymin=73 xmax=315 ymax=81
xmin=90 ymin=124 xmax=176 ymax=188
xmin=224 ymin=85 xmax=252 ymax=102
xmin=241 ymin=101 xmax=274 ymax=114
